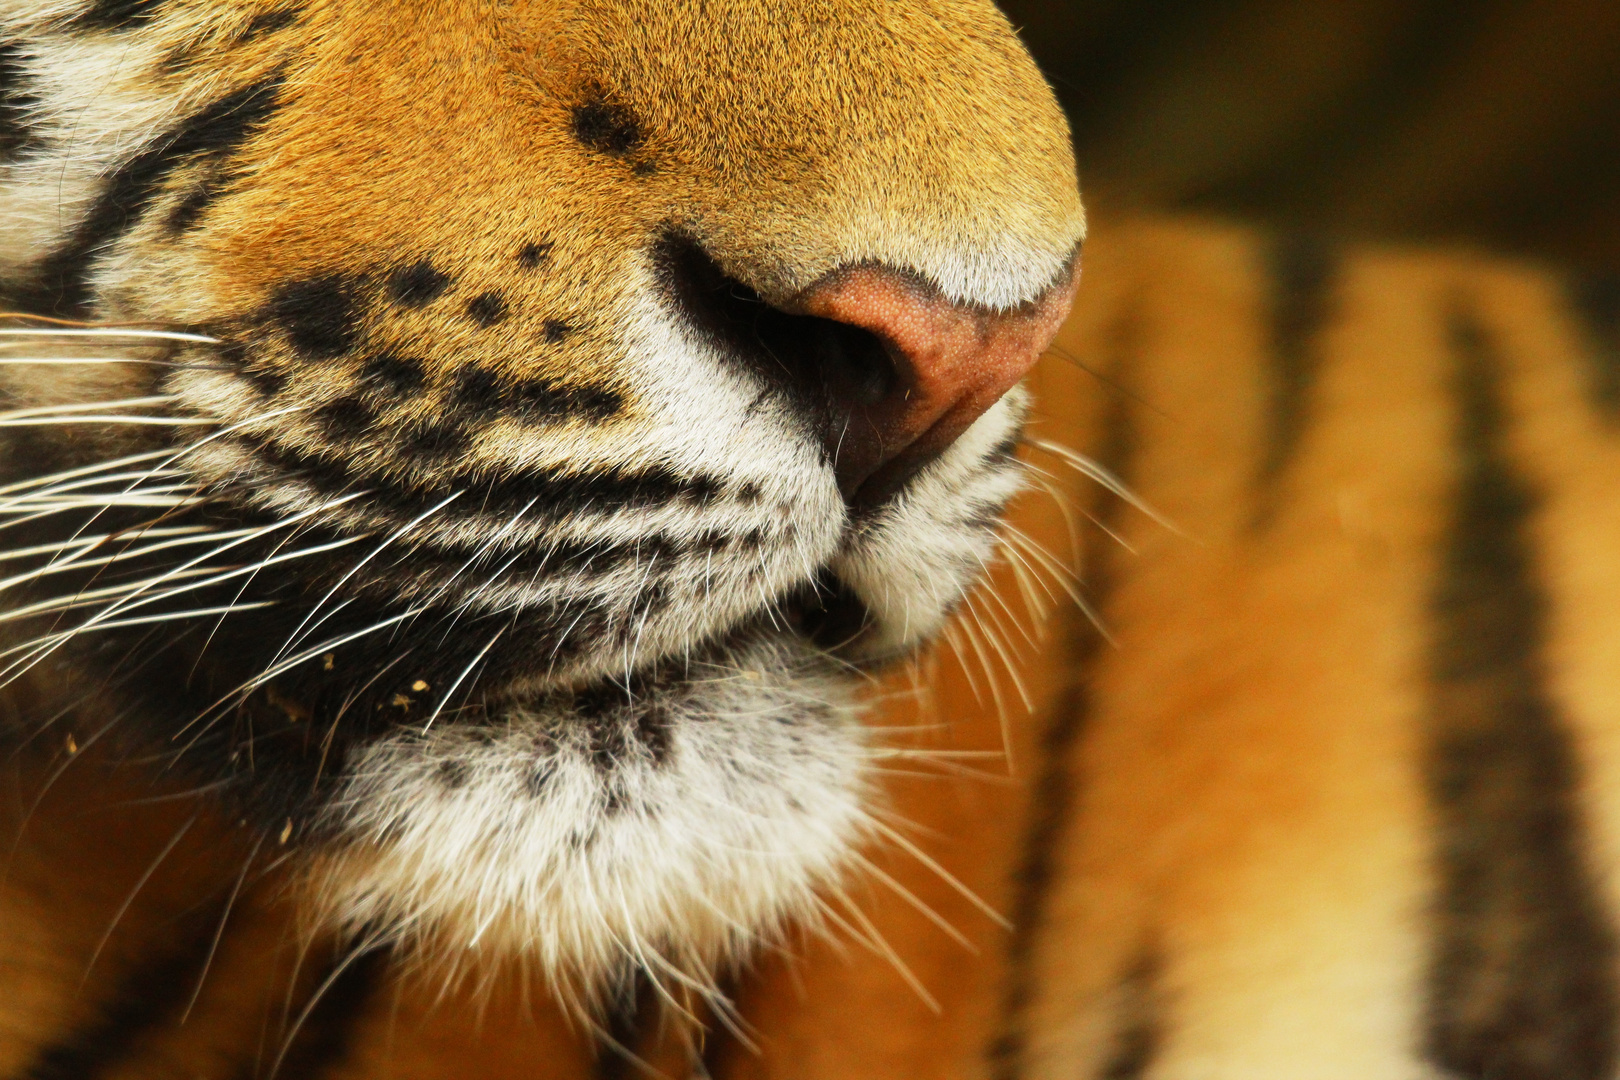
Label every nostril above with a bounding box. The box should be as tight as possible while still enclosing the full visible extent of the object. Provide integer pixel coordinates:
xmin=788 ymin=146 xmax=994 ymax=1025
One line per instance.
xmin=809 ymin=318 xmax=896 ymax=410
xmin=653 ymin=231 xmax=904 ymax=489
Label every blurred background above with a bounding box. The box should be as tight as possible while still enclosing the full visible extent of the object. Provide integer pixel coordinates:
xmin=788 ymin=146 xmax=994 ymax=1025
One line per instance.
xmin=998 ymin=0 xmax=1620 ymax=274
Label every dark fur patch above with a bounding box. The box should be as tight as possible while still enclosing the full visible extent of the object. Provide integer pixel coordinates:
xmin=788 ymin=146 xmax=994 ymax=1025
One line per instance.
xmin=387 ymin=261 xmax=450 ymax=307
xmin=316 ymin=395 xmax=376 ymax=438
xmin=594 ymin=971 xmax=655 ymax=1080
xmin=241 ymin=363 xmax=288 ymax=397
xmin=238 ymin=6 xmax=300 ymax=43
xmin=453 ymin=368 xmax=505 ymax=412
xmin=1569 ymin=273 xmax=1620 ymax=422
xmin=163 ymin=72 xmax=285 ymax=236
xmin=435 ymin=758 xmax=470 ymax=791
xmin=1252 ymin=233 xmax=1338 ymax=527
xmin=510 ymin=377 xmax=622 ymax=422
xmin=361 ymin=352 xmax=425 ymax=396
xmin=525 ymin=761 xmax=556 ymax=797
xmin=397 ymin=420 xmax=470 ymax=461
xmin=22 ymin=72 xmax=285 ymax=316
xmin=0 ymin=41 xmax=42 ymax=160
xmin=466 ymin=291 xmax=508 ymax=327
xmin=62 ymin=0 xmax=168 ymax=31
xmin=165 ymin=180 xmax=223 ymax=235
xmin=1422 ymin=300 xmax=1619 ymax=1080
xmin=542 ymin=319 xmax=574 ymax=344
xmin=269 ymin=275 xmax=362 ymax=360
xmin=517 ymin=241 xmax=553 ymax=268
xmin=453 ymin=368 xmax=622 ymax=423
xmin=239 ymin=434 xmax=725 ymax=523
xmin=572 ymin=92 xmax=643 ymax=157
xmin=1099 ymin=953 xmax=1163 ymax=1080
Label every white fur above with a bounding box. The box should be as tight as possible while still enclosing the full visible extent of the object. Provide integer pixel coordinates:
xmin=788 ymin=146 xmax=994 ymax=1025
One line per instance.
xmin=306 ymin=631 xmax=871 ymax=1000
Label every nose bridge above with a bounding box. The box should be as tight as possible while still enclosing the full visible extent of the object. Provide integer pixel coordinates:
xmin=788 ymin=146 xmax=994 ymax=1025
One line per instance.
xmin=797 ymin=256 xmax=1079 ymax=506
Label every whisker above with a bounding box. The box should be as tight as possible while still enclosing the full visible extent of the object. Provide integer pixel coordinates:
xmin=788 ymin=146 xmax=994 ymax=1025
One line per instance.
xmin=938 ymin=623 xmax=987 ymax=706
xmin=183 ymin=605 xmax=431 ymax=737
xmin=267 ymin=936 xmax=386 ymax=1080
xmin=0 ymin=526 xmax=209 ymax=563
xmin=268 ymin=491 xmax=461 ymax=670
xmin=864 ymin=814 xmax=1011 ymax=930
xmin=0 ymin=446 xmax=181 ymax=498
xmin=953 ymin=603 xmax=1011 ymax=736
xmin=180 ymin=831 xmax=267 ymax=1024
xmin=846 ymin=850 xmax=977 ymax=952
xmin=1021 ymin=436 xmax=1177 ymax=532
xmin=0 ymin=395 xmax=181 ymax=422
xmin=0 ymin=325 xmax=218 ymax=345
xmin=0 ymin=415 xmax=219 ymax=428
xmin=0 ymin=354 xmax=229 ymax=371
xmin=830 ymin=888 xmax=940 ymax=1013
xmin=420 ymin=623 xmax=507 ymax=735
xmin=0 ymin=526 xmax=362 ymax=685
xmin=0 ymin=473 xmax=189 ymax=515
xmin=0 ymin=526 xmax=251 ymax=595
xmin=80 ymin=813 xmax=199 ymax=985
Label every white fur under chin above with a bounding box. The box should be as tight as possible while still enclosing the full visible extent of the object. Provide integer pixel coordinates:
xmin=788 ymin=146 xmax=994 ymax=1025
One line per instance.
xmin=303 ymin=631 xmax=870 ymax=999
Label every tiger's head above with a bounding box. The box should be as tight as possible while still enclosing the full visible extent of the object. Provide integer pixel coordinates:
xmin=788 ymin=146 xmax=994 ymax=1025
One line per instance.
xmin=0 ymin=0 xmax=1081 ymax=990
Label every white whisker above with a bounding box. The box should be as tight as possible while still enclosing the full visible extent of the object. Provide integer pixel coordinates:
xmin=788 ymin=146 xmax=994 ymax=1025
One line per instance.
xmin=0 ymin=395 xmax=180 ymax=422
xmin=420 ymin=624 xmax=507 ymax=735
xmin=0 ymin=327 xmax=218 ymax=344
xmin=268 ymin=491 xmax=461 ymax=669
xmin=0 ymin=415 xmax=218 ymax=428
xmin=0 ymin=526 xmax=209 ymax=563
xmin=1022 ymin=436 xmax=1177 ymax=532
xmin=0 ymin=447 xmax=180 ymax=498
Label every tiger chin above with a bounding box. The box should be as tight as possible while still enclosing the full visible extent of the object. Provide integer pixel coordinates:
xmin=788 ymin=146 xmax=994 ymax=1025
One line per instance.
xmin=0 ymin=0 xmax=1083 ymax=996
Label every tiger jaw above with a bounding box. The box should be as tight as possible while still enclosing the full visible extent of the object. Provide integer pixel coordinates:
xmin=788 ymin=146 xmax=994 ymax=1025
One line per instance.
xmin=306 ymin=627 xmax=873 ymax=988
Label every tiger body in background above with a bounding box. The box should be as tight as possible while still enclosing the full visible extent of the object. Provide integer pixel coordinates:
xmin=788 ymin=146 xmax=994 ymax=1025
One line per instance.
xmin=3 ymin=1 xmax=1620 ymax=1079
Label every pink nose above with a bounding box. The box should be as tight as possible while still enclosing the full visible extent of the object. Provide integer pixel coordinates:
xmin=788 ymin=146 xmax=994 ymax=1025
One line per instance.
xmin=797 ymin=254 xmax=1080 ymax=506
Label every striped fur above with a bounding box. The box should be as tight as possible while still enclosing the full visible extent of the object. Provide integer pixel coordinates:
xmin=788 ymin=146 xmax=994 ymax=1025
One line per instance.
xmin=7 ymin=2 xmax=1620 ymax=1079
xmin=0 ymin=0 xmax=1081 ymax=1021
xmin=9 ymin=215 xmax=1620 ymax=1077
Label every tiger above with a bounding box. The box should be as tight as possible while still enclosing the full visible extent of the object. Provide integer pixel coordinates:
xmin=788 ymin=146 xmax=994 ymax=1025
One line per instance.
xmin=4 ymin=3 xmax=1620 ymax=1080
xmin=0 ymin=0 xmax=1082 ymax=1072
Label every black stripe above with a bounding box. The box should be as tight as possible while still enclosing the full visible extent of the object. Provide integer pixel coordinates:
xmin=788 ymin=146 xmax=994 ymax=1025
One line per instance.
xmin=268 ymin=946 xmax=386 ymax=1079
xmin=1569 ymin=273 xmax=1620 ymax=423
xmin=1098 ymin=951 xmax=1162 ymax=1080
xmin=1252 ymin=232 xmax=1339 ymax=527
xmin=0 ymin=40 xmax=41 ymax=159
xmin=1422 ymin=299 xmax=1619 ymax=1080
xmin=594 ymin=971 xmax=654 ymax=1080
xmin=63 ymin=0 xmax=169 ymax=31
xmin=20 ymin=72 xmax=284 ymax=316
xmin=988 ymin=308 xmax=1144 ymax=1080
xmin=22 ymin=911 xmax=219 ymax=1079
xmin=236 ymin=433 xmax=729 ymax=523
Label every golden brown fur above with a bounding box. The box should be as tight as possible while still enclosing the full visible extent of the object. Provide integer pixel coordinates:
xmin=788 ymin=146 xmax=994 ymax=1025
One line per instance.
xmin=7 ymin=215 xmax=1620 ymax=1077
xmin=4 ymin=0 xmax=1620 ymax=1076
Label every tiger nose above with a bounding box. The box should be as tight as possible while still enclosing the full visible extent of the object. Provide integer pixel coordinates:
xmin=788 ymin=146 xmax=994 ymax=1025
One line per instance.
xmin=796 ymin=256 xmax=1080 ymax=507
